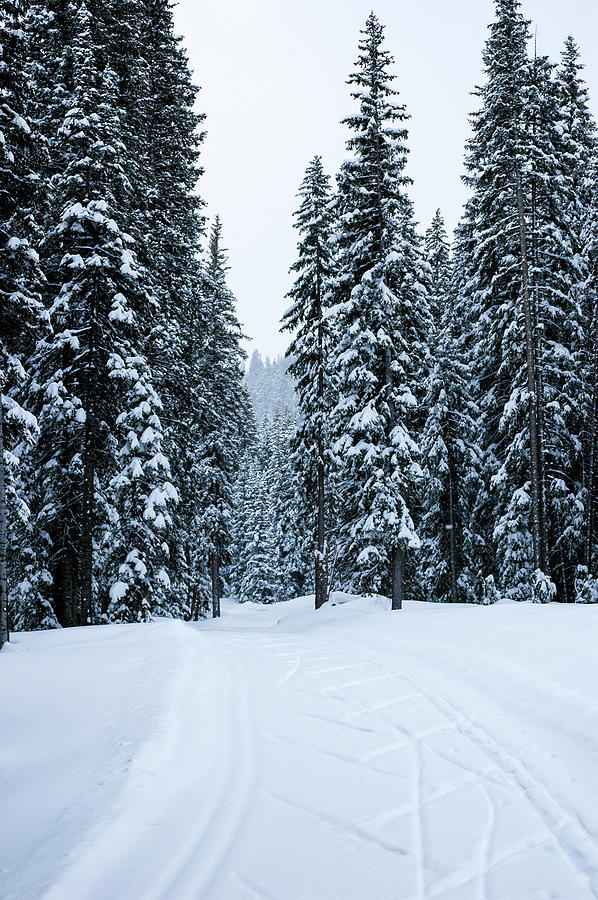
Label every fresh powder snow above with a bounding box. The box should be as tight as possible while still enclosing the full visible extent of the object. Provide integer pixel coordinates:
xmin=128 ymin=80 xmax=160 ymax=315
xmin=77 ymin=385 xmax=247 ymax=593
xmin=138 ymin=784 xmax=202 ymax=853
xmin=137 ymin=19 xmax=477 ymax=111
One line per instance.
xmin=2 ymin=596 xmax=598 ymax=899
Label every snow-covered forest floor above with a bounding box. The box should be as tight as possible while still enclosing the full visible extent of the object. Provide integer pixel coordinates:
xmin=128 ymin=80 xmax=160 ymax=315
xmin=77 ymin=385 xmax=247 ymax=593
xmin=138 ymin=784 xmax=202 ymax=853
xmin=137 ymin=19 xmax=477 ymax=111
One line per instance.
xmin=3 ymin=598 xmax=598 ymax=900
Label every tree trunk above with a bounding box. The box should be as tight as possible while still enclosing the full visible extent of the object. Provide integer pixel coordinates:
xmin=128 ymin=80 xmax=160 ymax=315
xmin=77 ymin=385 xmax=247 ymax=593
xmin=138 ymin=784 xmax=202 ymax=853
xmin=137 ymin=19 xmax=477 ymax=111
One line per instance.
xmin=529 ymin=51 xmax=549 ymax=574
xmin=80 ymin=283 xmax=98 ymax=626
xmin=80 ymin=418 xmax=95 ymax=625
xmin=0 ymin=393 xmax=9 ymax=648
xmin=55 ymin=549 xmax=78 ymax=627
xmin=391 ymin=545 xmax=405 ymax=611
xmin=211 ymin=547 xmax=220 ymax=618
xmin=586 ymin=347 xmax=598 ymax=575
xmin=446 ymin=459 xmax=459 ymax=604
xmin=191 ymin=584 xmax=200 ymax=621
xmin=385 ymin=346 xmax=405 ymax=609
xmin=516 ymin=172 xmax=544 ymax=579
xmin=314 ymin=544 xmax=327 ymax=611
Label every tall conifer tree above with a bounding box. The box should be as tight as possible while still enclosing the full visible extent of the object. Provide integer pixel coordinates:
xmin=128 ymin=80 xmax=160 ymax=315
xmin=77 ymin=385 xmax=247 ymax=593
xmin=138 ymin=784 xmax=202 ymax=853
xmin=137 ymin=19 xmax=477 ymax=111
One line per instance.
xmin=420 ymin=213 xmax=485 ymax=603
xmin=195 ymin=217 xmax=250 ymax=618
xmin=330 ymin=13 xmax=430 ymax=608
xmin=459 ymin=0 xmax=586 ymax=601
xmin=282 ymin=156 xmax=335 ymax=609
xmin=24 ymin=1 xmax=172 ymax=624
xmin=0 ymin=0 xmax=46 ymax=643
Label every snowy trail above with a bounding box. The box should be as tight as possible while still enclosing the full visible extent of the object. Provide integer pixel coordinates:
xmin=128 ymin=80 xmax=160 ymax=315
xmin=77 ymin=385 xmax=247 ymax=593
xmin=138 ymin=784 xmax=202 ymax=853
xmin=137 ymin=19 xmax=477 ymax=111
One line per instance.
xmin=41 ymin=621 xmax=259 ymax=900
xmin=2 ymin=598 xmax=598 ymax=899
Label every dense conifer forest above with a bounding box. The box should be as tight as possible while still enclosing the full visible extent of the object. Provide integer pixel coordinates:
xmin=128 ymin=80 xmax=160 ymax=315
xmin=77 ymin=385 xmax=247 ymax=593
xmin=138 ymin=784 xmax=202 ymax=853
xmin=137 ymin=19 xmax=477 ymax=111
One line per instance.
xmin=1 ymin=0 xmax=598 ymax=649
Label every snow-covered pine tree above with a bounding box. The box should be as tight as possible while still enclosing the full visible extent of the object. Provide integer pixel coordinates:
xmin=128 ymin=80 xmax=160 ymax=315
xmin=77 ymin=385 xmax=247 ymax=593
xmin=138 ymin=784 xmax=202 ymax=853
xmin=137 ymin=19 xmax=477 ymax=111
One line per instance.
xmin=461 ymin=0 xmax=541 ymax=603
xmin=227 ymin=449 xmax=253 ymax=602
xmin=267 ymin=409 xmax=310 ymax=600
xmin=460 ymin=0 xmax=584 ymax=602
xmin=556 ymin=37 xmax=596 ymax=244
xmin=245 ymin=351 xmax=296 ymax=424
xmin=134 ymin=0 xmax=208 ymax=612
xmin=0 ymin=0 xmax=49 ymax=641
xmin=424 ymin=209 xmax=451 ymax=324
xmin=24 ymin=1 xmax=173 ymax=625
xmin=238 ymin=463 xmax=278 ymax=605
xmin=420 ymin=213 xmax=485 ymax=604
xmin=107 ymin=354 xmax=177 ymax=623
xmin=525 ymin=49 xmax=586 ymax=603
xmin=581 ymin=164 xmax=598 ymax=599
xmin=330 ymin=13 xmax=430 ymax=609
xmin=556 ymin=38 xmax=598 ymax=601
xmin=89 ymin=0 xmax=208 ymax=612
xmin=227 ymin=411 xmax=306 ymax=605
xmin=282 ymin=155 xmax=335 ymax=609
xmin=194 ymin=217 xmax=250 ymax=618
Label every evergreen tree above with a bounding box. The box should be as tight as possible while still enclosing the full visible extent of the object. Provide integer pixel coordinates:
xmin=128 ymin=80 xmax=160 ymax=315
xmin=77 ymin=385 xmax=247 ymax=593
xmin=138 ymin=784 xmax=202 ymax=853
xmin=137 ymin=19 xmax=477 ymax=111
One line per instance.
xmin=267 ymin=410 xmax=310 ymax=599
xmin=245 ymin=350 xmax=296 ymax=424
xmin=460 ymin=0 xmax=583 ymax=601
xmin=24 ymin=1 xmax=171 ymax=625
xmin=228 ymin=412 xmax=306 ymax=605
xmin=330 ymin=13 xmax=430 ymax=608
xmin=0 ymin=0 xmax=48 ymax=640
xmin=556 ymin=38 xmax=598 ymax=601
xmin=581 ymin=165 xmax=598 ymax=598
xmin=113 ymin=0 xmax=207 ymax=612
xmin=525 ymin=49 xmax=584 ymax=602
xmin=462 ymin=0 xmax=541 ymax=603
xmin=420 ymin=213 xmax=485 ymax=603
xmin=107 ymin=355 xmax=177 ymax=623
xmin=195 ymin=217 xmax=250 ymax=618
xmin=282 ymin=156 xmax=335 ymax=609
xmin=238 ymin=464 xmax=278 ymax=605
xmin=425 ymin=209 xmax=451 ymax=323
xmin=556 ymin=37 xmax=596 ymax=236
xmin=227 ymin=450 xmax=253 ymax=601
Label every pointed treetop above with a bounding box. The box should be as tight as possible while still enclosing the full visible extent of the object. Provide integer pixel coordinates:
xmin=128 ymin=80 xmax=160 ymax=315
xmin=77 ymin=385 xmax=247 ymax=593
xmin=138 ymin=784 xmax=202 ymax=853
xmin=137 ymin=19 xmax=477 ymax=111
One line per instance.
xmin=345 ymin=11 xmax=401 ymax=108
xmin=208 ymin=215 xmax=229 ymax=279
xmin=291 ymin=154 xmax=333 ymax=238
xmin=425 ymin=210 xmax=451 ymax=321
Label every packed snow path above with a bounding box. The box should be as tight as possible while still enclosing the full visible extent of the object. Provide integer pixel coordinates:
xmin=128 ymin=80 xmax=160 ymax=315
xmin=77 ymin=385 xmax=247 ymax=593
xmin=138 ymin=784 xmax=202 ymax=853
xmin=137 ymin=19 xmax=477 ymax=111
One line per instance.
xmin=3 ymin=597 xmax=598 ymax=899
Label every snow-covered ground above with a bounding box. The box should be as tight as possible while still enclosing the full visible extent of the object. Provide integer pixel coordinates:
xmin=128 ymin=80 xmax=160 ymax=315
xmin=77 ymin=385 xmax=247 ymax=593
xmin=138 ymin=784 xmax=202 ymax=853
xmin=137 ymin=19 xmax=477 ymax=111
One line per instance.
xmin=2 ymin=597 xmax=598 ymax=900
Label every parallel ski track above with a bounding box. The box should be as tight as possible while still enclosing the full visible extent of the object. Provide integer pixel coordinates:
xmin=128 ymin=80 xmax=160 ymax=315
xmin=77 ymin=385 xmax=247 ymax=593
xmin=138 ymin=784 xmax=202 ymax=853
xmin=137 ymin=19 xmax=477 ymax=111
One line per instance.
xmin=43 ymin=621 xmax=258 ymax=900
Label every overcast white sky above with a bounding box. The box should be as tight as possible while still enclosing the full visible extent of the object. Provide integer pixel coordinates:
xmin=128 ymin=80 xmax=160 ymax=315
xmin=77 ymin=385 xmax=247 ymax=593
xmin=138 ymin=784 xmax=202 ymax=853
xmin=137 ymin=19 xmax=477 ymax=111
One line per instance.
xmin=173 ymin=0 xmax=598 ymax=359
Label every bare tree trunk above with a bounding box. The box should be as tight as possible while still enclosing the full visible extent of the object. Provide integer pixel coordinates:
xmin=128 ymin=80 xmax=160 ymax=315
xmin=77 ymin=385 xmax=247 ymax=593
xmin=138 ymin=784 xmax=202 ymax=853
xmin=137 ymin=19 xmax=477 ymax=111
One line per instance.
xmin=516 ymin=172 xmax=544 ymax=578
xmin=0 ymin=393 xmax=9 ymax=648
xmin=191 ymin=585 xmax=200 ymax=621
xmin=211 ymin=547 xmax=220 ymax=618
xmin=391 ymin=545 xmax=405 ymax=611
xmin=314 ymin=543 xmax=327 ymax=610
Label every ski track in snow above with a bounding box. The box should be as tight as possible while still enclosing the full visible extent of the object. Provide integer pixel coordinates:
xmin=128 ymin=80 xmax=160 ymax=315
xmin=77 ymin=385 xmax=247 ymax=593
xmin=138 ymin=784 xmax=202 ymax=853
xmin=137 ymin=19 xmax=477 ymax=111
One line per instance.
xmin=3 ymin=597 xmax=598 ymax=899
xmin=37 ymin=620 xmax=260 ymax=900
